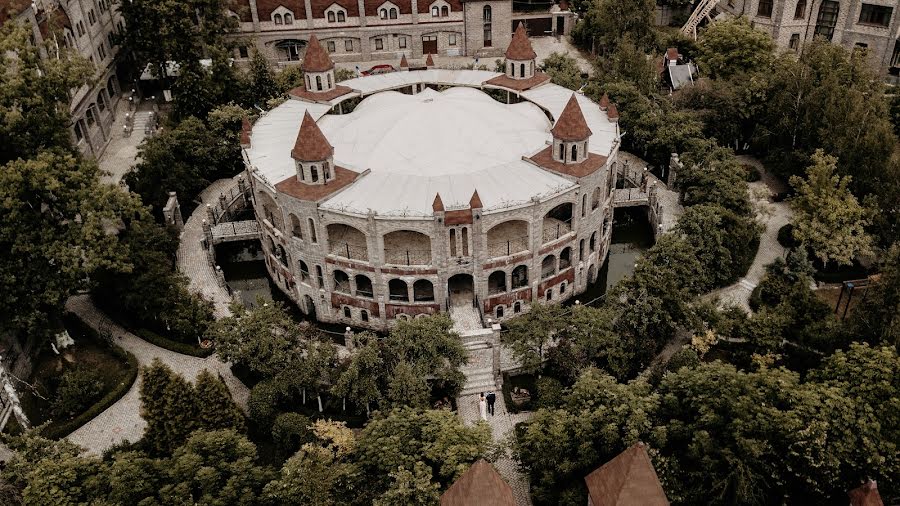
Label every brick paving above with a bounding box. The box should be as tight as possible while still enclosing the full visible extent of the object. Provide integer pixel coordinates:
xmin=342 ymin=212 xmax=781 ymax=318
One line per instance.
xmin=64 ymin=295 xmax=249 ymax=455
xmin=705 ymin=156 xmax=792 ymax=311
xmin=98 ymin=97 xmax=154 ymax=185
xmin=176 ymin=177 xmax=245 ymax=319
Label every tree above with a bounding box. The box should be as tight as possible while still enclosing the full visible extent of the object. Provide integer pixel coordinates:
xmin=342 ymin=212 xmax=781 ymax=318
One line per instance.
xmin=541 ymin=52 xmax=583 ymax=91
xmin=271 ymin=412 xmax=313 ymax=456
xmin=383 ymin=315 xmax=467 ymax=396
xmin=333 ymin=335 xmax=384 ymax=415
xmin=385 ymin=359 xmax=430 ymax=409
xmin=696 ymin=17 xmax=775 ymax=79
xmin=0 ymin=152 xmax=143 ymax=335
xmin=572 ymin=0 xmax=656 ymax=53
xmin=843 ymin=243 xmax=900 ymax=347
xmin=244 ymin=50 xmax=280 ymax=106
xmin=50 ymin=367 xmax=104 ymax=418
xmin=676 ymin=204 xmax=761 ymax=289
xmin=502 ymin=302 xmax=569 ymax=373
xmin=789 ymin=150 xmax=874 ymax=266
xmin=0 ymin=21 xmax=92 ymax=163
xmin=375 ymin=462 xmax=441 ymax=506
xmin=592 ymin=37 xmax=659 ymax=95
xmin=194 ymin=370 xmax=246 ymax=433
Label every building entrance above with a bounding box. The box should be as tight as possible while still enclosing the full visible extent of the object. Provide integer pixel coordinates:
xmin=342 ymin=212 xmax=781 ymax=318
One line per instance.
xmin=447 ymin=273 xmax=474 ymax=307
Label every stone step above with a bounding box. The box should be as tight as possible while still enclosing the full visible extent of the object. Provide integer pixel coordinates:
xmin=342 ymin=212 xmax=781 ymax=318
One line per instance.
xmin=462 ymin=370 xmax=494 ymax=382
xmin=460 ymin=383 xmax=498 ymax=397
xmin=463 ymin=341 xmax=492 ymax=351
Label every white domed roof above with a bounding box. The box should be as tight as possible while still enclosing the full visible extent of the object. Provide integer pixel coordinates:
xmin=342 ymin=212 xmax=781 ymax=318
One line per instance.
xmin=320 ymin=87 xmax=550 ymax=176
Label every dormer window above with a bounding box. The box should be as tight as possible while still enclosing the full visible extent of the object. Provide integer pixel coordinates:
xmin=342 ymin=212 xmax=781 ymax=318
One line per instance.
xmin=328 ymin=11 xmax=336 ymax=21
xmin=274 ymin=13 xmax=283 ymax=24
xmin=285 ymin=13 xmax=293 ymax=24
xmin=338 ymin=11 xmax=345 ymax=21
xmin=390 ymin=8 xmax=397 ymax=18
xmin=441 ymin=6 xmax=448 ymax=15
xmin=380 ymin=8 xmax=387 ymax=18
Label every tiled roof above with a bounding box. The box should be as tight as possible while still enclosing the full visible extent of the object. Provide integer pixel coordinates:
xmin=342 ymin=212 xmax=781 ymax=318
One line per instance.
xmin=607 ymin=103 xmax=619 ymax=121
xmin=310 ymin=0 xmax=359 ymax=17
xmin=425 ymin=53 xmax=435 ymax=67
xmin=469 ymin=190 xmax=483 ymax=209
xmin=528 ymin=145 xmax=607 ymax=178
xmin=666 ymin=47 xmax=679 ymax=61
xmin=484 ymin=72 xmax=550 ymax=92
xmin=551 ymin=94 xmax=592 ymax=141
xmin=440 ymin=460 xmax=514 ymax=506
xmin=432 ymin=193 xmax=444 ymax=212
xmin=291 ymin=111 xmax=334 ymax=161
xmin=599 ymin=93 xmax=609 ymax=109
xmin=417 ymin=0 xmax=462 ymax=13
xmin=275 ymin=165 xmax=360 ymax=201
xmin=849 ymin=480 xmax=884 ymax=506
xmin=288 ymin=84 xmax=354 ymax=102
xmin=506 ymin=22 xmax=536 ymax=61
xmin=400 ymin=54 xmax=409 ymax=68
xmin=302 ymin=34 xmax=335 ymax=72
xmin=583 ymin=443 xmax=669 ymax=506
xmin=364 ymin=0 xmax=412 ymax=15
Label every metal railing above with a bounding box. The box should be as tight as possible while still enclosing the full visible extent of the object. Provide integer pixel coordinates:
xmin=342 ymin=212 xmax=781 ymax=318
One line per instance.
xmin=383 ymin=248 xmax=433 ymax=266
xmin=542 ymin=218 xmax=572 ymax=243
xmin=328 ymin=242 xmax=369 ymax=262
xmin=486 ymin=236 xmax=529 ymax=258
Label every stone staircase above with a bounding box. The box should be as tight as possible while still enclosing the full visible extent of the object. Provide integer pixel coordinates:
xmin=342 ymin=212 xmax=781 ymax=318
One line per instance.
xmin=459 ymin=339 xmax=499 ymax=397
xmin=449 ymin=303 xmax=484 ymax=334
xmin=132 ymin=110 xmax=153 ymax=134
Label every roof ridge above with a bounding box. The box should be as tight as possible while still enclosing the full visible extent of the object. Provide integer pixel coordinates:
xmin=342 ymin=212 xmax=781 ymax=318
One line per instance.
xmin=505 ymin=22 xmax=536 ymax=61
xmin=302 ymin=34 xmax=335 ymax=73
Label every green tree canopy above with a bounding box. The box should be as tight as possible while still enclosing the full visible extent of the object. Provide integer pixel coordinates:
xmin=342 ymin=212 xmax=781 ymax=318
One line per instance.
xmin=696 ymin=17 xmax=775 ymax=79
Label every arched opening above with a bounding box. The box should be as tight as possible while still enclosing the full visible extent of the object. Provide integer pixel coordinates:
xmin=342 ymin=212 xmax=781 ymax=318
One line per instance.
xmin=338 ymin=11 xmax=345 ymax=21
xmin=311 ymin=166 xmax=319 ymax=182
xmin=290 ymin=214 xmax=303 ymax=239
xmin=546 ymin=288 xmax=553 ymax=301
xmin=520 ymin=63 xmax=525 ymax=76
xmin=559 ymin=247 xmax=571 ymax=270
xmin=589 ymin=232 xmax=596 ymax=251
xmin=413 ymin=279 xmax=435 ymax=301
xmin=591 ymin=187 xmax=601 ymax=210
xmin=441 ymin=5 xmax=448 ymax=16
xmin=315 ymin=265 xmax=324 ymax=287
xmin=511 ymin=265 xmax=528 ymax=289
xmin=355 ymin=275 xmax=373 ymax=298
xmin=303 ymin=295 xmax=316 ymax=318
xmin=579 ymin=239 xmax=585 ymax=261
xmin=558 ymin=143 xmax=564 ymax=161
xmin=361 ymin=310 xmax=369 ymax=322
xmin=581 ymin=194 xmax=587 ymax=217
xmin=285 ymin=13 xmax=293 ymax=23
xmin=343 ymin=306 xmax=351 ymax=318
xmin=496 ymin=305 xmax=504 ymax=318
xmin=560 ymin=282 xmax=566 ymax=294
xmin=571 ymin=144 xmax=577 ymax=161
xmin=333 ymin=270 xmax=350 ymax=293
xmin=514 ymin=301 xmax=521 ymax=313
xmin=383 ymin=230 xmax=432 ymax=265
xmin=486 ymin=220 xmax=529 ymax=258
xmin=541 ymin=255 xmax=556 ymax=279
xmin=379 ymin=8 xmax=387 ymax=18
xmin=389 ymin=279 xmax=409 ymax=301
xmin=389 ymin=8 xmax=397 ymax=18
xmin=447 ymin=273 xmax=474 ymax=307
xmin=315 ymin=75 xmax=322 ymax=91
xmin=106 ymin=76 xmax=117 ymax=97
xmin=587 ymin=264 xmax=596 ymax=284
xmin=488 ymin=271 xmax=507 ymax=294
xmin=327 ymin=223 xmax=368 ymax=261
xmin=543 ymin=203 xmax=573 ymax=243
xmin=257 ymin=191 xmax=283 ymax=231
xmin=308 ymin=218 xmax=318 ymax=243
xmin=276 ymin=245 xmax=288 ymax=266
xmin=299 ymin=260 xmax=311 ymax=283
xmin=449 ymin=229 xmax=457 ymax=256
xmin=274 ymin=13 xmax=283 ymax=24
xmin=461 ymin=227 xmax=469 ymax=256
xmin=328 ymin=11 xmax=336 ymax=21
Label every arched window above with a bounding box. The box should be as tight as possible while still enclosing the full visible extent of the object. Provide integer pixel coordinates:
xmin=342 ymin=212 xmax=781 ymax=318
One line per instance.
xmin=513 ymin=301 xmax=521 ymax=313
xmin=546 ymin=289 xmax=553 ymax=301
xmin=306 ymin=75 xmax=311 ymax=89
xmin=483 ymin=5 xmax=491 ymax=20
xmin=581 ymin=194 xmax=587 ymax=217
xmin=496 ymin=305 xmax=504 ymax=318
xmin=431 ymin=6 xmax=439 ymax=16
xmin=571 ymin=144 xmax=578 ymax=161
xmin=511 ymin=265 xmax=528 ymax=288
xmin=106 ymin=76 xmax=117 ymax=97
xmin=299 ymin=260 xmax=311 ymax=283
xmin=355 ymin=275 xmax=374 ymax=298
xmin=308 ymin=218 xmax=317 ymax=243
xmin=559 ymin=143 xmax=564 ymax=161
xmin=338 ymin=11 xmax=345 ymax=21
xmin=441 ymin=5 xmax=448 ymax=16
xmin=274 ymin=13 xmax=283 ymax=24
xmin=592 ymin=187 xmax=601 ymax=210
xmin=97 ymin=92 xmax=106 ymax=112
xmin=379 ymin=8 xmax=387 ymax=18
xmin=285 ymin=13 xmax=293 ymax=23
xmin=509 ymin=62 xmax=514 ymax=76
xmin=328 ymin=11 xmax=336 ymax=22
xmin=315 ymin=265 xmax=324 ymax=286
xmin=311 ymin=166 xmax=319 ymax=182
xmin=482 ymin=6 xmax=491 ymax=46
xmin=389 ymin=8 xmax=397 ymax=18
xmin=579 ymin=239 xmax=584 ymax=261
xmin=333 ymin=270 xmax=350 ymax=293
xmin=449 ymin=229 xmax=457 ymax=256
xmin=324 ymin=161 xmax=331 ymax=180
xmin=541 ymin=255 xmax=556 ymax=279
xmin=290 ymin=215 xmax=303 ymax=239
xmin=413 ymin=279 xmax=435 ymax=301
xmin=389 ymin=279 xmax=409 ymax=301
xmin=276 ymin=244 xmax=288 ymax=266
xmin=520 ymin=63 xmax=525 ymax=77
xmin=343 ymin=306 xmax=352 ymax=318
xmin=361 ymin=310 xmax=369 ymax=322
xmin=315 ymin=75 xmax=322 ymax=91
xmin=560 ymin=282 xmax=566 ymax=294
xmin=589 ymin=232 xmax=596 ymax=251
xmin=559 ymin=247 xmax=571 ymax=270
xmin=488 ymin=271 xmax=507 ymax=294
xmin=461 ymin=227 xmax=469 ymax=256
xmin=327 ymin=73 xmax=332 ymax=88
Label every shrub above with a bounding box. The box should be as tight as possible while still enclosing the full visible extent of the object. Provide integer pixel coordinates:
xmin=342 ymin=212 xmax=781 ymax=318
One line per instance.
xmin=666 ymin=346 xmax=700 ymax=372
xmin=271 ymin=412 xmax=313 ymax=456
xmin=50 ymin=367 xmax=104 ymax=419
xmin=743 ymin=163 xmax=762 ymax=182
xmin=534 ymin=377 xmax=564 ymax=409
xmin=134 ymin=328 xmax=213 ymax=358
xmin=248 ymin=380 xmax=283 ymax=431
xmin=777 ymin=224 xmax=797 ymax=248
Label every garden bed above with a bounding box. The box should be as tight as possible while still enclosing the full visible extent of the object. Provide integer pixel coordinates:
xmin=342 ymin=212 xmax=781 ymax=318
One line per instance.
xmin=18 ymin=313 xmax=138 ymax=440
xmin=502 ymin=372 xmax=536 ymax=414
xmin=95 ymin=298 xmax=213 ymax=357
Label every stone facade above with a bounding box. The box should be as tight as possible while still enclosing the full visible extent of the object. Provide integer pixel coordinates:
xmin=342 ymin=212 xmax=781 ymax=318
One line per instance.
xmin=717 ymin=0 xmax=900 ymax=76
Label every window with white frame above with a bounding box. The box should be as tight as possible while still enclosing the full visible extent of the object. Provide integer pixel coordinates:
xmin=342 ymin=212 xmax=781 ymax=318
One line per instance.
xmin=380 ymin=8 xmax=387 ymax=18
xmin=449 ymin=33 xmax=456 ymax=45
xmin=345 ymin=39 xmax=353 ymax=51
xmin=327 ymin=40 xmax=335 ymax=52
xmin=375 ymin=38 xmax=383 ymax=50
xmin=399 ymin=36 xmax=407 ymax=48
xmin=431 ymin=6 xmax=438 ymax=16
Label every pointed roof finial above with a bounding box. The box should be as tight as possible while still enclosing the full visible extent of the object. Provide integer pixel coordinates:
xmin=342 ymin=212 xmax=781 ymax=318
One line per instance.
xmin=506 ymin=22 xmax=537 ymax=61
xmin=302 ymin=34 xmax=335 ymax=73
xmin=599 ymin=93 xmax=610 ymax=110
xmin=551 ymin=94 xmax=592 ymax=141
xmin=425 ymin=53 xmax=435 ymax=67
xmin=469 ymin=190 xmax=483 ymax=209
xmin=291 ymin=111 xmax=334 ymax=161
xmin=400 ymin=54 xmax=409 ymax=68
xmin=432 ymin=193 xmax=444 ymax=213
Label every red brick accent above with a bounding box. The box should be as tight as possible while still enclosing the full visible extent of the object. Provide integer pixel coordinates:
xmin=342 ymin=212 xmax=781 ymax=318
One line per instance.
xmin=539 ymin=238 xmax=574 ymax=256
xmin=325 ymin=257 xmax=376 ymax=272
xmin=483 ymin=288 xmax=531 ymax=313
xmin=537 ymin=268 xmax=575 ymax=297
xmin=385 ymin=303 xmax=440 ymax=319
xmin=483 ymin=72 xmax=551 ymax=92
xmin=382 ymin=266 xmax=438 ymax=276
xmin=275 ymin=165 xmax=360 ymax=202
xmin=482 ymin=252 xmax=532 ymax=270
xmin=444 ymin=209 xmax=473 ymax=226
xmin=528 ymin=145 xmax=608 ymax=178
xmin=331 ymin=293 xmax=380 ymax=316
xmin=288 ymin=85 xmax=354 ymax=103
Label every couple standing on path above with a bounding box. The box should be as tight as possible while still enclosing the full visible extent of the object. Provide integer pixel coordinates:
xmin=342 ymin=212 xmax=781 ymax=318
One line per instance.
xmin=479 ymin=391 xmax=496 ymax=420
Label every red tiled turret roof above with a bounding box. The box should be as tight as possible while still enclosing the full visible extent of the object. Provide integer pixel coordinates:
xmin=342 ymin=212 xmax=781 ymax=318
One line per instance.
xmin=506 ymin=22 xmax=536 ymax=61
xmin=599 ymin=93 xmax=610 ymax=109
xmin=400 ymin=54 xmax=409 ymax=68
xmin=425 ymin=53 xmax=435 ymax=67
xmin=849 ymin=480 xmax=884 ymax=506
xmin=469 ymin=190 xmax=483 ymax=209
xmin=432 ymin=193 xmax=444 ymax=212
xmin=291 ymin=111 xmax=333 ymax=161
xmin=584 ymin=443 xmax=669 ymax=506
xmin=607 ymin=103 xmax=619 ymax=121
xmin=302 ymin=34 xmax=334 ymax=73
xmin=440 ymin=460 xmax=514 ymax=506
xmin=551 ymin=94 xmax=592 ymax=141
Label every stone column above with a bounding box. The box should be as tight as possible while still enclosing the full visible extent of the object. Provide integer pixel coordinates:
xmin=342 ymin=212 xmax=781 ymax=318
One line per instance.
xmin=305 ymin=0 xmax=315 ymax=28
xmin=667 ymin=153 xmax=681 ymax=188
xmin=249 ymin=0 xmax=260 ymax=32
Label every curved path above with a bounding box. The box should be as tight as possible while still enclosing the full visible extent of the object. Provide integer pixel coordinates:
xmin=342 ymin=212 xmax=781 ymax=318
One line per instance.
xmin=64 ymin=295 xmax=248 ymax=455
xmin=705 ymin=156 xmax=793 ymax=311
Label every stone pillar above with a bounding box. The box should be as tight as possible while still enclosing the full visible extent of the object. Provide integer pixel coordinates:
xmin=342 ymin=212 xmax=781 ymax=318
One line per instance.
xmin=215 ymin=265 xmax=227 ymax=288
xmin=344 ymin=327 xmax=355 ymax=351
xmin=206 ymin=204 xmax=216 ymax=224
xmin=202 ymin=219 xmax=214 ymax=246
xmin=238 ymin=176 xmax=249 ymax=206
xmin=667 ymin=153 xmax=681 ymax=188
xmin=249 ymin=0 xmax=260 ymax=32
xmin=162 ymin=192 xmax=184 ymax=231
xmin=490 ymin=322 xmax=502 ymax=383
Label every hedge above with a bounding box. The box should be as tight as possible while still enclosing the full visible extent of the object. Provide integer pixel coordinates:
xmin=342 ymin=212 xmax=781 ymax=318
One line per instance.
xmin=134 ymin=328 xmax=214 ymax=358
xmin=42 ymin=314 xmax=140 ymax=440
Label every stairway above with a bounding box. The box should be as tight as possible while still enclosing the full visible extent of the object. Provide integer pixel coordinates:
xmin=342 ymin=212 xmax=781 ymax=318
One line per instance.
xmin=459 ymin=340 xmax=499 ymax=397
xmin=449 ymin=303 xmax=484 ymax=334
xmin=131 ymin=111 xmax=153 ymax=135
xmin=681 ymin=0 xmax=720 ymax=39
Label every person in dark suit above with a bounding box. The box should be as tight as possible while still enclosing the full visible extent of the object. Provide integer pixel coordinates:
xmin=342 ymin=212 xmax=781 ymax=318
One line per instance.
xmin=486 ymin=391 xmax=496 ymax=416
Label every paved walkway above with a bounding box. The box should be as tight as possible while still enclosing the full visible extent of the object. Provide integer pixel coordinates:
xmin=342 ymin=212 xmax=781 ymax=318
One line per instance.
xmin=618 ymin=151 xmax=683 ymax=234
xmin=458 ymin=391 xmax=533 ymax=505
xmin=705 ymin=156 xmax=792 ymax=311
xmin=176 ymin=177 xmax=243 ymax=319
xmin=98 ymin=96 xmax=154 ymax=185
xmin=64 ymin=295 xmax=248 ymax=455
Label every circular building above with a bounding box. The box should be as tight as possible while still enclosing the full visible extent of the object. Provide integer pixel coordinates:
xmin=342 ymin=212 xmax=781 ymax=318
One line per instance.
xmin=243 ymin=29 xmax=622 ymax=331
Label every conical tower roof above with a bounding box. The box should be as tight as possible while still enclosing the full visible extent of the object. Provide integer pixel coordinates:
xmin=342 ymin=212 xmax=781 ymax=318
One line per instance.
xmin=432 ymin=193 xmax=444 ymax=212
xmin=506 ymin=22 xmax=536 ymax=61
xmin=551 ymin=94 xmax=592 ymax=141
xmin=584 ymin=443 xmax=669 ymax=506
xmin=400 ymin=54 xmax=409 ymax=68
xmin=291 ymin=111 xmax=334 ymax=161
xmin=425 ymin=53 xmax=435 ymax=67
xmin=302 ymin=34 xmax=335 ymax=73
xmin=469 ymin=190 xmax=483 ymax=209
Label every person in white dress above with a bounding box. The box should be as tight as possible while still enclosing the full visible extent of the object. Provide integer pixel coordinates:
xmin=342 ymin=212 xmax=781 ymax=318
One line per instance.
xmin=478 ymin=393 xmax=487 ymax=421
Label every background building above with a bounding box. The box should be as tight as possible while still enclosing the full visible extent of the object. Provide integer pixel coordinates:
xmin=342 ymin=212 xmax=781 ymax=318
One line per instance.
xmin=226 ymin=0 xmax=574 ymax=65
xmin=716 ymin=0 xmax=900 ymax=78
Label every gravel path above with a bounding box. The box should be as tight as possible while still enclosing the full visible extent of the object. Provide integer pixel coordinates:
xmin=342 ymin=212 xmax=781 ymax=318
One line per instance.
xmin=64 ymin=295 xmax=248 ymax=455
